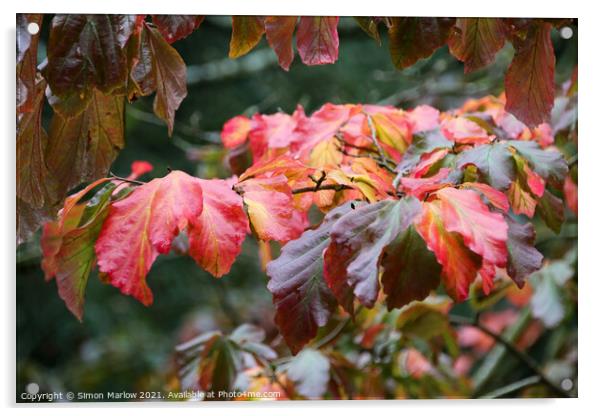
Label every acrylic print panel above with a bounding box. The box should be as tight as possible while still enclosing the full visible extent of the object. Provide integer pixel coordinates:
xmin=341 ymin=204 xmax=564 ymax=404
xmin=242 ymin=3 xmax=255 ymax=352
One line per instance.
xmin=16 ymin=14 xmax=577 ymax=403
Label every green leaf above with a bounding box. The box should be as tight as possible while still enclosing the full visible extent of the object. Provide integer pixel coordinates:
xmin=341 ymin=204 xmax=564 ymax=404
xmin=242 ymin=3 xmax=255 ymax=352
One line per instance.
xmin=266 ymin=203 xmax=352 ymax=354
xmin=388 ymin=17 xmax=456 ymax=69
xmin=382 ymin=226 xmax=441 ymax=310
xmin=536 ymin=190 xmax=565 ymax=234
xmin=531 ymin=260 xmax=573 ymax=327
xmin=456 ymin=142 xmax=516 ymax=190
xmin=508 ymin=140 xmax=568 ymax=186
xmin=41 ymin=183 xmax=116 ymax=320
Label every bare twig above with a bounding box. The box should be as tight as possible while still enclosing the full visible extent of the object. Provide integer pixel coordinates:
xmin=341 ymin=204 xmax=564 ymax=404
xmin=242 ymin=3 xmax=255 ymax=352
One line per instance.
xmin=109 ymin=172 xmax=144 ymax=186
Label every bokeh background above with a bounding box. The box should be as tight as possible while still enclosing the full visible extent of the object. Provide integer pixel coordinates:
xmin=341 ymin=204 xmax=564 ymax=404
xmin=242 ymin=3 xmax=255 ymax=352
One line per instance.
xmin=16 ymin=16 xmax=578 ymax=399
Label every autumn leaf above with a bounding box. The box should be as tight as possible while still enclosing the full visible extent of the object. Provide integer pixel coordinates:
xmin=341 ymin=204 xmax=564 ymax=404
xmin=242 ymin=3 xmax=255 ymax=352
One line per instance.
xmin=354 ymin=17 xmax=381 ymax=44
xmin=266 ymin=203 xmax=353 ymax=353
xmin=505 ymin=21 xmax=556 ymax=126
xmin=388 ymin=17 xmax=455 ymax=69
xmin=448 ymin=18 xmax=507 ymax=73
xmin=16 ymin=14 xmax=42 ymax=114
xmin=399 ymin=168 xmax=454 ymax=200
xmin=508 ymin=179 xmax=538 ymax=217
xmin=441 ymin=116 xmax=494 ymax=145
xmin=229 ymin=16 xmax=265 ymax=58
xmin=136 ymin=22 xmax=188 ymax=136
xmin=95 ymin=171 xmax=204 ymax=305
xmin=435 ymin=187 xmax=508 ymax=270
xmin=265 ymin=16 xmax=298 ymax=70
xmin=506 ymin=216 xmax=543 ymax=288
xmin=152 ymin=15 xmax=204 ymax=43
xmin=296 ymin=17 xmax=339 ymax=65
xmin=42 ymin=180 xmax=116 ymax=320
xmin=235 ymin=175 xmax=305 ymax=243
xmin=460 ymin=182 xmax=510 ymax=213
xmin=395 ymin=128 xmax=452 ymax=176
xmin=414 ymin=201 xmax=482 ymax=301
xmin=381 ymin=226 xmax=442 ymax=309
xmin=17 ymin=77 xmax=57 ymax=209
xmin=509 ymin=140 xmax=568 ymax=187
xmin=46 ymin=90 xmax=125 ymax=197
xmin=324 ymin=198 xmax=422 ymax=309
xmin=44 ymin=15 xmax=135 ymax=116
xmin=188 ymin=179 xmax=249 ymax=277
xmin=221 ymin=115 xmax=252 ymax=149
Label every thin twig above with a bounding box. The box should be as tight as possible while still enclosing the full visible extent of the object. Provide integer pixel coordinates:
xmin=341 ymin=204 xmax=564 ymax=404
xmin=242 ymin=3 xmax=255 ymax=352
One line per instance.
xmin=109 ymin=172 xmax=145 ymax=186
xmin=448 ymin=314 xmax=572 ymax=398
xmin=312 ymin=317 xmax=351 ymax=350
xmin=364 ymin=113 xmax=398 ymax=171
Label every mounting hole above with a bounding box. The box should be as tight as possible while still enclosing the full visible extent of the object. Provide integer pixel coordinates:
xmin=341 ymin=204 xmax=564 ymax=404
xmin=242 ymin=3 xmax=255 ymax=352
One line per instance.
xmin=560 ymin=26 xmax=573 ymax=40
xmin=27 ymin=22 xmax=40 ymax=35
xmin=561 ymin=378 xmax=573 ymax=391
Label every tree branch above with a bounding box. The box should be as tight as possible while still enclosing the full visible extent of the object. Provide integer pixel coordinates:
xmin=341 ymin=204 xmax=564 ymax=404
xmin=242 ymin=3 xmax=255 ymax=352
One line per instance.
xmin=448 ymin=314 xmax=572 ymax=398
xmin=291 ymin=183 xmax=353 ymax=195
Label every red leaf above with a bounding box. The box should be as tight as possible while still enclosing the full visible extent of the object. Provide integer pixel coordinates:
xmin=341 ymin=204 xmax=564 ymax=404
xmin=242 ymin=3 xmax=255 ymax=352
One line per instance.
xmin=128 ymin=161 xmax=154 ymax=180
xmin=441 ymin=116 xmax=494 ymax=145
xmin=152 ymin=15 xmax=204 ymax=43
xmin=564 ymin=176 xmax=577 ymax=215
xmin=435 ymin=187 xmax=508 ymax=269
xmin=408 ymin=105 xmax=440 ymax=132
xmin=461 ymin=182 xmax=510 ymax=213
xmin=188 ymin=179 xmax=249 ymax=277
xmin=448 ymin=18 xmax=507 ymax=73
xmin=95 ymin=171 xmax=204 ymax=305
xmin=296 ymin=17 xmax=339 ymax=65
xmin=388 ymin=17 xmax=455 ymax=69
xmin=505 ymin=22 xmax=556 ymax=127
xmin=265 ymin=16 xmax=298 ymax=70
xmin=400 ymin=168 xmax=453 ymax=200
xmin=221 ymin=115 xmax=252 ymax=149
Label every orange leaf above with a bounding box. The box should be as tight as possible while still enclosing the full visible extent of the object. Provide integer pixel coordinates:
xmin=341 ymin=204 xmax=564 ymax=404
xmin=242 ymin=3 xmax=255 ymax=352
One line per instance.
xmin=236 ymin=175 xmax=305 ymax=243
